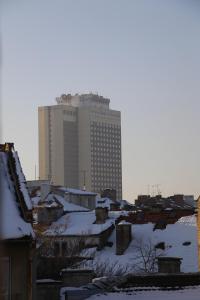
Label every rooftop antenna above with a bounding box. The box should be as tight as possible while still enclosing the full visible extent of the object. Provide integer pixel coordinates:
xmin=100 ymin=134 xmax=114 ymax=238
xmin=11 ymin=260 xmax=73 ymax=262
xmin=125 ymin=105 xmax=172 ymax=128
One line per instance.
xmin=155 ymin=184 xmax=161 ymax=195
xmin=80 ymin=170 xmax=87 ymax=190
xmin=48 ymin=173 xmax=53 ymax=185
xmin=151 ymin=185 xmax=155 ymax=197
xmin=147 ymin=184 xmax=150 ymax=195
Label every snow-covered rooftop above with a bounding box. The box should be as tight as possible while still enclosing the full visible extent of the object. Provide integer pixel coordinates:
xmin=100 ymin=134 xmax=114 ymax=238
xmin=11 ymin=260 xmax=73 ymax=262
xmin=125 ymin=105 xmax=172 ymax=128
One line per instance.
xmin=89 ymin=215 xmax=198 ymax=273
xmin=45 ymin=211 xmax=115 ymax=236
xmin=57 ymin=187 xmax=97 ymax=196
xmin=87 ymin=286 xmax=200 ymax=300
xmin=0 ymin=151 xmax=34 ymax=239
xmin=31 ymin=192 xmax=89 ymax=212
xmin=12 ymin=151 xmax=32 ymax=210
xmin=54 ymin=195 xmax=89 ymax=212
xmin=96 ymin=197 xmax=114 ymax=209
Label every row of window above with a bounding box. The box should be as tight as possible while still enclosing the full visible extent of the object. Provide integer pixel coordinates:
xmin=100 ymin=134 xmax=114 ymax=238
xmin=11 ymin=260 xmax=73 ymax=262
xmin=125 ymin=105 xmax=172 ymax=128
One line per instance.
xmin=91 ymin=138 xmax=121 ymax=144
xmin=91 ymin=157 xmax=121 ymax=162
xmin=91 ymin=141 xmax=121 ymax=146
xmin=92 ymin=169 xmax=121 ymax=173
xmin=63 ymin=110 xmax=76 ymax=116
xmin=92 ymin=146 xmax=121 ymax=152
xmin=91 ymin=122 xmax=120 ymax=130
xmin=92 ymin=167 xmax=121 ymax=171
xmin=94 ymin=153 xmax=120 ymax=157
xmin=92 ymin=176 xmax=121 ymax=182
xmin=92 ymin=166 xmax=121 ymax=170
xmin=91 ymin=129 xmax=121 ymax=137
xmin=92 ymin=152 xmax=120 ymax=157
xmin=91 ymin=158 xmax=120 ymax=163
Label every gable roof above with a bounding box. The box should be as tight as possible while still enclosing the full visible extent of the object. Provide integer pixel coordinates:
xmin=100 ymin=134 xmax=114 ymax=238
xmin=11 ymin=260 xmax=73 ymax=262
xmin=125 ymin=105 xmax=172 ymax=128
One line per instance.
xmin=45 ymin=211 xmax=114 ymax=236
xmin=0 ymin=143 xmax=34 ymax=240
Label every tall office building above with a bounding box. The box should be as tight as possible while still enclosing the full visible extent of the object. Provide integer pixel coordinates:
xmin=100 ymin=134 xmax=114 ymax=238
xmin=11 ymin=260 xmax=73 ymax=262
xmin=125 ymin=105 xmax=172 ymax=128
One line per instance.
xmin=38 ymin=93 xmax=122 ymax=199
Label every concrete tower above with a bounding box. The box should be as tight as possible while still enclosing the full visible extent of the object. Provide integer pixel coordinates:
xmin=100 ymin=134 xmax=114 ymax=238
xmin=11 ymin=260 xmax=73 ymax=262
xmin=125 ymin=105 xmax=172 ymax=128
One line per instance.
xmin=38 ymin=93 xmax=122 ymax=199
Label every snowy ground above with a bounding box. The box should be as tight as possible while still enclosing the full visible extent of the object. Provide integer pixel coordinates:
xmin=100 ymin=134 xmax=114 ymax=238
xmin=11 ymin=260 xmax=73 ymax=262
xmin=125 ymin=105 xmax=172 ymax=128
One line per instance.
xmin=87 ymin=286 xmax=200 ymax=300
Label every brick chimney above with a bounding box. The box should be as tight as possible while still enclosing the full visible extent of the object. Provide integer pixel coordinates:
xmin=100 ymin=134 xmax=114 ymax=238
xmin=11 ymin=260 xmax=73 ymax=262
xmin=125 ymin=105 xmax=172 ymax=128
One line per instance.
xmin=116 ymin=221 xmax=132 ymax=255
xmin=157 ymin=257 xmax=182 ymax=273
xmin=40 ymin=183 xmax=51 ymax=202
xmin=95 ymin=207 xmax=108 ymax=224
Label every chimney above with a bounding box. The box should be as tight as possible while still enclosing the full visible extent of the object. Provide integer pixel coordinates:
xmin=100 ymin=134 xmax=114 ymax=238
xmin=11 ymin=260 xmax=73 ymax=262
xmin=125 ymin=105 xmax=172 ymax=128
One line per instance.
xmin=95 ymin=207 xmax=108 ymax=224
xmin=116 ymin=221 xmax=132 ymax=255
xmin=40 ymin=183 xmax=51 ymax=202
xmin=157 ymin=257 xmax=182 ymax=273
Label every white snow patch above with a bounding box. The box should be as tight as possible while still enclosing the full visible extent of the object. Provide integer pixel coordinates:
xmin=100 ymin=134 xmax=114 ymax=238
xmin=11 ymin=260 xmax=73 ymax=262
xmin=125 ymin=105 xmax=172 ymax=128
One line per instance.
xmin=90 ymin=215 xmax=198 ymax=273
xmin=58 ymin=187 xmax=97 ymax=196
xmin=0 ymin=152 xmax=34 ymax=239
xmin=45 ymin=211 xmax=115 ymax=236
xmin=87 ymin=286 xmax=200 ymax=300
xmin=12 ymin=151 xmax=32 ymax=210
xmin=55 ymin=195 xmax=89 ymax=212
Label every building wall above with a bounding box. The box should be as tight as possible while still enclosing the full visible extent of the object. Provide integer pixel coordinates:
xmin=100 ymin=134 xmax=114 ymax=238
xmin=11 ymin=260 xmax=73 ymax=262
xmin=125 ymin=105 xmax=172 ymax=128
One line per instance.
xmin=61 ymin=270 xmax=94 ymax=287
xmin=1 ymin=241 xmax=35 ymax=300
xmin=90 ymin=108 xmax=122 ymax=199
xmin=39 ymin=105 xmax=78 ymax=187
xmin=68 ymin=194 xmax=96 ymax=210
xmin=63 ymin=120 xmax=78 ymax=188
xmin=38 ymin=107 xmax=51 ymax=181
xmin=36 ymin=282 xmax=61 ymax=300
xmin=50 ymin=106 xmax=64 ymax=186
xmin=78 ymin=107 xmax=92 ymax=191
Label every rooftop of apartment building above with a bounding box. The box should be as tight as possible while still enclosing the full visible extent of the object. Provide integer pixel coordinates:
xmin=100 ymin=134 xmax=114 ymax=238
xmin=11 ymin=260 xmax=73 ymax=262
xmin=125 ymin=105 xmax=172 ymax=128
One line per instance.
xmin=55 ymin=93 xmax=110 ymax=108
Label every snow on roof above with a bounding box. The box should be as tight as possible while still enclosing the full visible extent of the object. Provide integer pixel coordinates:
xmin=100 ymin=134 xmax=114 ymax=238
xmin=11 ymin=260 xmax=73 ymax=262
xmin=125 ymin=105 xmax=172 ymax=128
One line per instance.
xmin=119 ymin=199 xmax=134 ymax=208
xmin=96 ymin=197 xmax=114 ymax=208
xmin=31 ymin=196 xmax=41 ymax=206
xmin=118 ymin=220 xmax=131 ymax=225
xmin=55 ymin=195 xmax=89 ymax=212
xmin=88 ymin=286 xmax=200 ymax=300
xmin=177 ymin=215 xmax=197 ymax=226
xmin=31 ymin=192 xmax=89 ymax=212
xmin=92 ymin=215 xmax=198 ymax=273
xmin=37 ymin=193 xmax=62 ymax=208
xmin=12 ymin=151 xmax=32 ymax=210
xmin=58 ymin=187 xmax=97 ymax=196
xmin=109 ymin=211 xmax=129 ymax=218
xmin=0 ymin=152 xmax=34 ymax=239
xmin=45 ymin=211 xmax=115 ymax=236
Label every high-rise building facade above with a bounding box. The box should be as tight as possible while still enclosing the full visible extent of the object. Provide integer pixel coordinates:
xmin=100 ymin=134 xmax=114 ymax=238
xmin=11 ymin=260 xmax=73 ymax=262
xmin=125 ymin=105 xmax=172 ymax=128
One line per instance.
xmin=38 ymin=93 xmax=122 ymax=199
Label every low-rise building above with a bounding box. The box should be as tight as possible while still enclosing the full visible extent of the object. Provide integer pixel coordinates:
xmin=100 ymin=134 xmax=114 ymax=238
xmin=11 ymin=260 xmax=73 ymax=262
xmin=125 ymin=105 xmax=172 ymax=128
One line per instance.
xmin=135 ymin=194 xmax=196 ymax=210
xmin=52 ymin=186 xmax=97 ymax=210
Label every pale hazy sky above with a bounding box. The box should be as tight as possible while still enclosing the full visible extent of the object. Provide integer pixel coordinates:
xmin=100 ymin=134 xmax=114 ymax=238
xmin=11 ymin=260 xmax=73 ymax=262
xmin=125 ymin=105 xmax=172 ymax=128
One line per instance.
xmin=1 ymin=0 xmax=200 ymax=201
